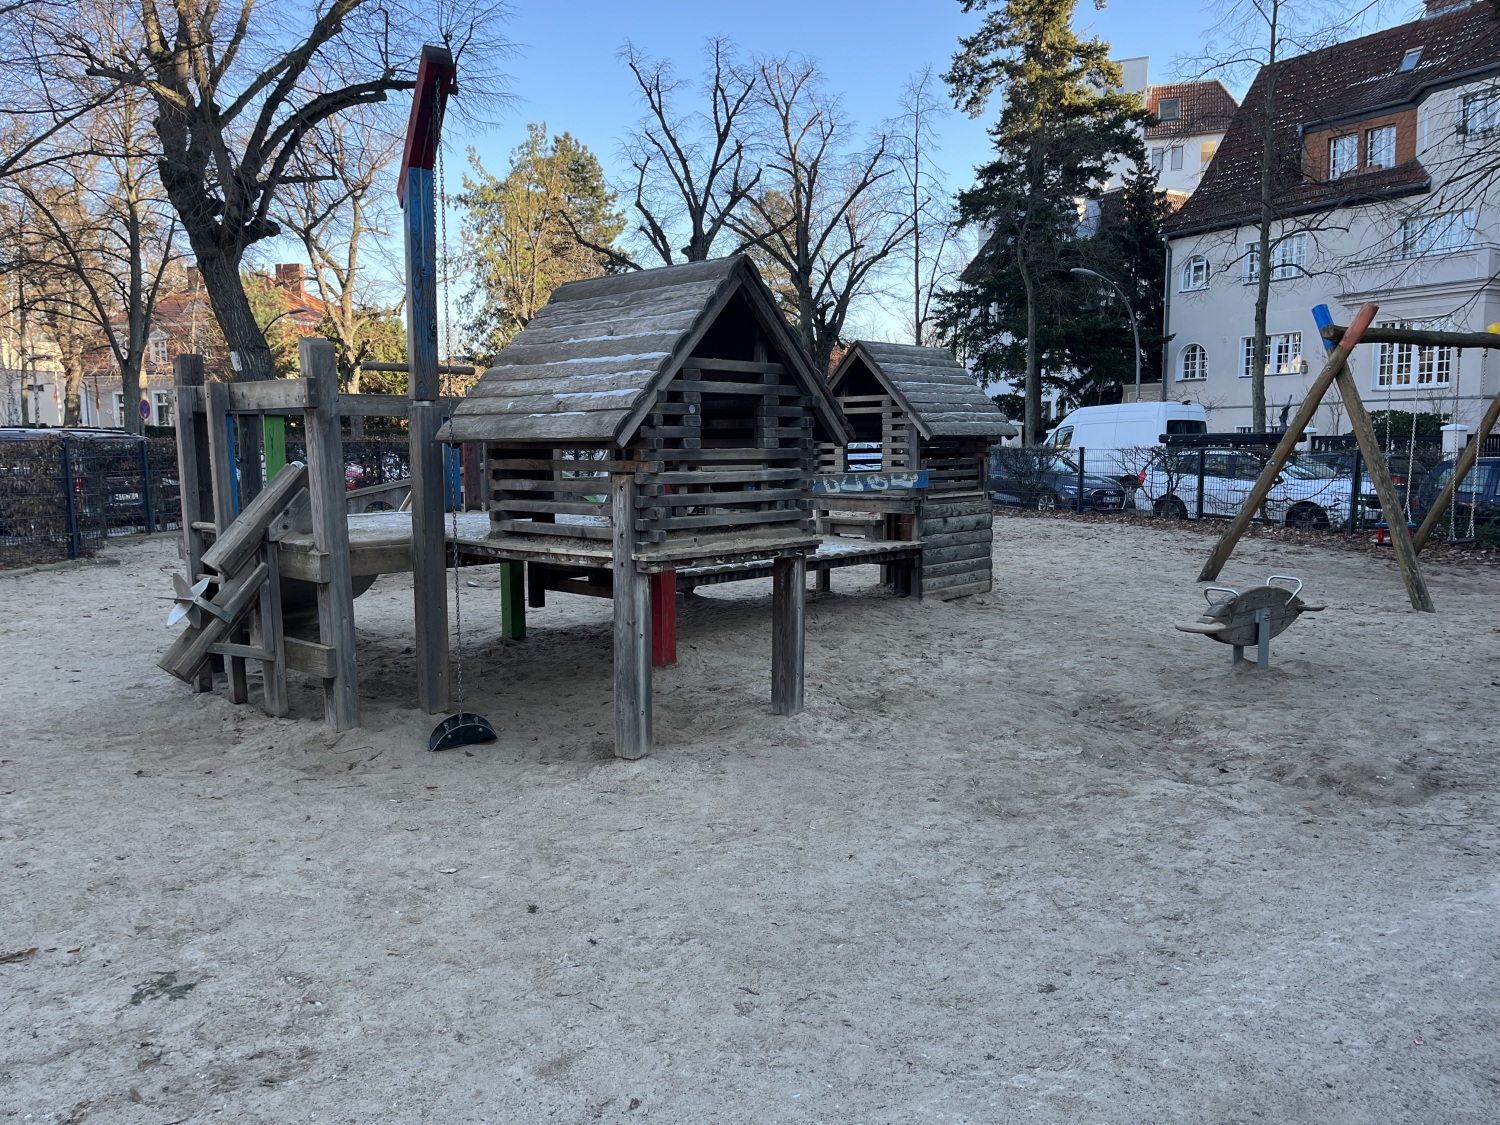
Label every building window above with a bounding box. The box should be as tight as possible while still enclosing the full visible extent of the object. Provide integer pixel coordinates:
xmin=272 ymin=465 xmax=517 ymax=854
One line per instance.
xmin=1328 ymin=134 xmax=1358 ymax=179
xmin=1374 ymin=319 xmax=1454 ymax=388
xmin=153 ymin=392 xmax=172 ymax=427
xmin=1150 ymin=147 xmax=1165 ymax=173
xmin=1366 ymin=125 xmax=1396 ymax=169
xmin=1167 ymin=145 xmax=1182 ymax=170
xmin=1157 ymin=97 xmax=1182 ymax=123
xmin=1398 ymin=210 xmax=1475 ymax=258
xmin=1460 ymin=88 xmax=1500 ymax=136
xmin=1240 ymin=333 xmax=1304 ymax=378
xmin=1179 ymin=255 xmax=1211 ymax=291
xmin=1243 ymin=233 xmax=1307 ymax=282
xmin=113 ymin=392 xmax=125 ymax=425
xmin=1178 ymin=343 xmax=1208 ymax=381
xmin=147 ymin=335 xmax=168 ymax=368
xmin=1200 ymin=140 xmax=1218 ymax=169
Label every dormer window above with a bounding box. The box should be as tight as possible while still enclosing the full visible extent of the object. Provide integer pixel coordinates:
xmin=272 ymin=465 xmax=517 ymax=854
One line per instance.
xmin=1157 ymin=97 xmax=1182 ymax=123
xmin=1399 ymin=48 xmax=1422 ymax=73
xmin=1329 ymin=134 xmax=1359 ymax=179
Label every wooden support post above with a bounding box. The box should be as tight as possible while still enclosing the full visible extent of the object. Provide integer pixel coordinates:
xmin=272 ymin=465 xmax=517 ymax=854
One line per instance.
xmin=612 ymin=474 xmax=651 ymax=758
xmin=203 ymin=379 xmax=248 ymax=700
xmin=172 ymin=355 xmax=213 ymax=692
xmin=254 ymin=542 xmax=288 ymax=717
xmin=1334 ymin=365 xmax=1435 ymax=612
xmin=527 ymin=562 xmax=547 ymax=608
xmin=650 ymin=570 xmax=676 ymax=667
xmin=405 ymin=159 xmax=450 ymax=716
xmin=1200 ymin=304 xmax=1379 ymax=582
xmin=301 ymin=338 xmax=360 ymax=731
xmin=771 ymin=554 xmax=806 ymax=716
xmin=817 ymin=566 xmax=831 ymax=594
xmin=1414 ymin=388 xmax=1500 ymax=553
xmin=500 ymin=561 xmax=526 ymax=639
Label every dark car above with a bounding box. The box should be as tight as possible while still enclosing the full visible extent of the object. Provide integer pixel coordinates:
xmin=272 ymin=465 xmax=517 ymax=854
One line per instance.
xmin=1411 ymin=456 xmax=1500 ymax=534
xmin=990 ymin=449 xmax=1126 ymax=512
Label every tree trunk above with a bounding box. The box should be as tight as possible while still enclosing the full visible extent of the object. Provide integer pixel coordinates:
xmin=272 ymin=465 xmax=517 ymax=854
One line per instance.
xmin=61 ymin=351 xmax=85 ymax=427
xmin=121 ymin=352 xmax=146 ymax=434
xmin=194 ymin=242 xmax=275 ymax=382
xmin=1251 ymin=2 xmax=1281 ymax=434
xmin=1018 ymin=254 xmax=1041 ymax=446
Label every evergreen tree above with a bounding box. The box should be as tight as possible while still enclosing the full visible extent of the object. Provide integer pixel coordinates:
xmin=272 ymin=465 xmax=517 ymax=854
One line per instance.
xmin=941 ymin=0 xmax=1146 ymax=443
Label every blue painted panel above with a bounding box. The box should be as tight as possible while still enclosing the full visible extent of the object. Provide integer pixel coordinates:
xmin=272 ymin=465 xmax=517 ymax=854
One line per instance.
xmin=814 ymin=471 xmax=930 ymax=494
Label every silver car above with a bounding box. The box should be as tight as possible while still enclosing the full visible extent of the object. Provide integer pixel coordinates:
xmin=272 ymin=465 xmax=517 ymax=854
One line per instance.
xmin=1134 ymin=449 xmax=1352 ymax=529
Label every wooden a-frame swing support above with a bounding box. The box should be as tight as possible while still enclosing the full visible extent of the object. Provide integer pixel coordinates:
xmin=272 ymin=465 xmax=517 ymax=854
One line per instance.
xmin=1201 ymin=306 xmax=1500 ymax=611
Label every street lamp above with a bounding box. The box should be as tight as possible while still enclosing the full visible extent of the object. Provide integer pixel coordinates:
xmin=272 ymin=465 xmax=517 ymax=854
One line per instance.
xmin=1071 ymin=266 xmax=1141 ymax=401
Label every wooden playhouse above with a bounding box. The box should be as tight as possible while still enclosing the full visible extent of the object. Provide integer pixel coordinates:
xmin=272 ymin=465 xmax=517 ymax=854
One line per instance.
xmin=439 ymin=254 xmax=850 ymax=757
xmin=817 ymin=341 xmax=1014 ymax=600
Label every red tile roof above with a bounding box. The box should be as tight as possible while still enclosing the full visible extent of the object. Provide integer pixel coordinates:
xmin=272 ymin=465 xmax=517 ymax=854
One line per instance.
xmin=1166 ymin=2 xmax=1500 ymax=237
xmin=1144 ymin=81 xmax=1240 ymax=140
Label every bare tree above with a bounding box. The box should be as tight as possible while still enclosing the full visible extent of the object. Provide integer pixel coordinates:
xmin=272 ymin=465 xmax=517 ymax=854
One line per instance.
xmin=276 ymin=110 xmax=404 ymax=396
xmin=732 ymin=57 xmax=912 ymax=376
xmin=7 ymin=95 xmax=179 ymax=431
xmin=39 ymin=0 xmax=508 ymax=384
xmin=606 ymin=39 xmax=763 ymax=268
xmin=889 ymin=67 xmax=957 ymax=347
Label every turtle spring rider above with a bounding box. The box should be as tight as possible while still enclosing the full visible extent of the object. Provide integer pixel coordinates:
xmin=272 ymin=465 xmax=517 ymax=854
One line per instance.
xmin=1175 ymin=575 xmax=1324 ymax=670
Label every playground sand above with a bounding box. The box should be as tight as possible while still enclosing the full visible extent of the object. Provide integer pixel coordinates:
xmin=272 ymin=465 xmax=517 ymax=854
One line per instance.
xmin=2 ymin=517 xmax=1497 ymax=1122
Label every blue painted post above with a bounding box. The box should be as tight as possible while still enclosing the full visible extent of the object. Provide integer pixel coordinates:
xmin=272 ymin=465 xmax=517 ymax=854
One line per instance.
xmin=1312 ymin=304 xmax=1337 ymax=354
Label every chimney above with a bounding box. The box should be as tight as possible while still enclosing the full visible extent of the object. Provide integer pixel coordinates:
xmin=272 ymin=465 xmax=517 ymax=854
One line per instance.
xmin=185 ymin=264 xmax=201 ymax=292
xmin=1423 ymin=0 xmax=1474 ymax=14
xmin=275 ymin=263 xmax=306 ymax=296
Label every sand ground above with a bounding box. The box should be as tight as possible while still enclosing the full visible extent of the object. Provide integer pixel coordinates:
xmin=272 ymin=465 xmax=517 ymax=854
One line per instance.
xmin=1 ymin=515 xmax=1497 ymax=1123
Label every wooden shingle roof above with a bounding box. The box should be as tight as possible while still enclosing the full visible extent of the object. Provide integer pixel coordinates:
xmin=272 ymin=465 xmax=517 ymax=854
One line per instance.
xmin=831 ymin=342 xmax=1016 ymax=439
xmin=440 ymin=255 xmax=848 ymax=444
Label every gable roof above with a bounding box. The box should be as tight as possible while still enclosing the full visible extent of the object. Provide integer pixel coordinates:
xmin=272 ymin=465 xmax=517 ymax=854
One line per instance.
xmin=1166 ymin=2 xmax=1500 ymax=237
xmin=441 ymin=255 xmax=849 ymax=445
xmin=1144 ymin=81 xmax=1240 ymax=141
xmin=830 ymin=342 xmax=1016 ymax=439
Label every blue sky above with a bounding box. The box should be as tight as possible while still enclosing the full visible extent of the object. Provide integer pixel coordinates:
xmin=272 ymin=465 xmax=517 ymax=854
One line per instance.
xmin=451 ymin=0 xmax=1240 ymax=201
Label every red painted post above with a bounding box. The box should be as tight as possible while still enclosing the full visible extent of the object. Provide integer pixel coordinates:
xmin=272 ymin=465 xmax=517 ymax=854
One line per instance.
xmin=650 ymin=570 xmax=676 ymax=667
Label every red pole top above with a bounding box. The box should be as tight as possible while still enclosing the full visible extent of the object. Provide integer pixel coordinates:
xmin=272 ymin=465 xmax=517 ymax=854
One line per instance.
xmin=398 ymin=44 xmax=456 ymax=207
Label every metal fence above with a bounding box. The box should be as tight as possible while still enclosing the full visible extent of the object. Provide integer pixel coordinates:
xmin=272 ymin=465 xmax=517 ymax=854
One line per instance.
xmin=0 ymin=434 xmax=181 ymax=567
xmin=990 ymin=441 xmax=1470 ymax=539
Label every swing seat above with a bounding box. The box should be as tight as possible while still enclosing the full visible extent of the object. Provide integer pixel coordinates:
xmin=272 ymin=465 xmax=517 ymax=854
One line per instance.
xmin=429 ymin=712 xmax=499 ymax=752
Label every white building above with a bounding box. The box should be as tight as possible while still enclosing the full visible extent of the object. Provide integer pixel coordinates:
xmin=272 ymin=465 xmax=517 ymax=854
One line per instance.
xmin=1163 ymin=0 xmax=1500 ymax=435
xmin=1107 ymin=58 xmax=1239 ymax=197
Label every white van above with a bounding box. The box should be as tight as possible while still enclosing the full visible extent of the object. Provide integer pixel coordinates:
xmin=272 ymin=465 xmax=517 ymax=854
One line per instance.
xmin=1045 ymin=402 xmax=1208 ymax=481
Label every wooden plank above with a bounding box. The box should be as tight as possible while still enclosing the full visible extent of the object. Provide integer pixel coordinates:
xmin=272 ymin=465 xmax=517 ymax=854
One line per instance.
xmin=655 ymin=487 xmax=804 ymax=507
xmin=918 ymin=513 xmax=991 ymax=535
xmin=544 ymin=575 xmax=615 ymax=599
xmin=491 ymin=477 xmax=608 ymax=493
xmin=158 ymin=560 xmax=270 ymax=681
xmin=650 ymin=570 xmax=677 ymax=667
xmin=648 ymin=508 xmax=808 ymax=531
xmin=500 ymin=561 xmax=525 ymax=639
xmin=1334 ymin=364 xmax=1434 ymax=612
xmin=1415 ymin=388 xmax=1500 ymax=553
xmin=446 ymin=410 xmax=631 ymax=443
xmin=929 ymin=578 xmax=991 ymax=601
xmin=921 ymin=543 xmax=993 ymax=566
xmin=255 ymin=542 xmax=288 ymax=717
xmin=673 ymin=380 xmax=790 ymax=397
xmin=612 ymin=474 xmax=652 ymax=759
xmin=284 ymin=637 xmax=336 ymax=679
xmin=494 ymin=518 xmax=614 ymax=541
xmin=226 ymin=379 xmax=309 ymax=412
xmin=489 ymin=458 xmax=659 ymax=473
xmin=695 ymin=358 xmax=788 ymax=376
xmin=651 ymin=468 xmax=805 ymax=485
xmin=338 ymin=393 xmax=412 ymax=417
xmin=408 ymin=398 xmax=449 ymax=713
xmin=921 ymin=528 xmax=992 ymax=550
xmin=658 ymin=448 xmax=804 ymax=463
xmin=171 ymin=358 xmax=214 ymax=693
xmin=301 ymin=338 xmax=361 ymax=730
xmin=771 ymin=554 xmax=806 ymax=716
xmin=493 ymin=497 xmax=610 ymax=517
xmin=922 ymin=556 xmax=994 ymax=580
xmin=204 ymin=381 xmax=237 ymax=530
xmin=201 ymin=461 xmax=308 ymax=577
xmin=1200 ymin=303 xmax=1379 ymax=583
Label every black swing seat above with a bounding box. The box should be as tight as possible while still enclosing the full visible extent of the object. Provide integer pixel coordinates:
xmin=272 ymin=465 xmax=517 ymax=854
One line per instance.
xmin=429 ymin=712 xmax=499 ymax=752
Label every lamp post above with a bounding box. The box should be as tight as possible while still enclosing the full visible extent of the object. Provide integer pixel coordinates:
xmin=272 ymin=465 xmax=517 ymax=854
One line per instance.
xmin=1071 ymin=266 xmax=1141 ymax=401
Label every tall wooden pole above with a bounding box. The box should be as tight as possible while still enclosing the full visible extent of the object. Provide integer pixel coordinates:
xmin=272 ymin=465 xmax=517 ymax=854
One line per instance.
xmin=400 ymin=46 xmax=456 ymax=715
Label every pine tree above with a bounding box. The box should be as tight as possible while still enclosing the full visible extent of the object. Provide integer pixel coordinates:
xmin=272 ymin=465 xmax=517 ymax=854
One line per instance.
xmin=941 ymin=0 xmax=1146 ymax=443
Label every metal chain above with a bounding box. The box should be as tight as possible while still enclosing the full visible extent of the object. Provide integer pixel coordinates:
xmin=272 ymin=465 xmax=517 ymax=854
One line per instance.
xmin=438 ymin=136 xmax=465 ymax=714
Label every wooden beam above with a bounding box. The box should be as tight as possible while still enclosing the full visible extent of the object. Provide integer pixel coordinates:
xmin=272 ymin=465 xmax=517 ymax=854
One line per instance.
xmin=1200 ymin=304 xmax=1378 ymax=583
xmin=225 ymin=379 xmax=310 ymax=412
xmin=172 ymin=355 xmax=213 ymax=693
xmin=256 ymin=542 xmax=288 ymax=717
xmin=1334 ymin=363 xmax=1434 ymax=611
xmin=409 ymin=399 xmax=449 ymax=713
xmin=301 ymin=338 xmax=361 ymax=730
xmin=612 ymin=474 xmax=652 ymax=759
xmin=1414 ymin=388 xmax=1500 ymax=553
xmin=201 ymin=460 xmax=307 ymax=577
xmin=771 ymin=554 xmax=806 ymax=716
xmin=650 ymin=570 xmax=676 ymax=667
xmin=500 ymin=561 xmax=526 ymax=639
xmin=1321 ymin=323 xmax=1500 ymax=350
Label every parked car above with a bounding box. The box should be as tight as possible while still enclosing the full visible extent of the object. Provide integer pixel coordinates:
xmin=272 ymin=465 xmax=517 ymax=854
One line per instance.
xmin=1134 ymin=448 xmax=1353 ymax=529
xmin=1305 ymin=447 xmax=1439 ymax=521
xmin=1411 ymin=456 xmax=1500 ymax=530
xmin=1043 ymin=401 xmax=1208 ymax=483
xmin=991 ymin=450 xmax=1127 ymax=512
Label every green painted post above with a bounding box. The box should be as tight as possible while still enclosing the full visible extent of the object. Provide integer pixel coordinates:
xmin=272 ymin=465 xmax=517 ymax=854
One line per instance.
xmin=500 ymin=561 xmax=526 ymax=639
xmin=263 ymin=415 xmax=286 ymax=477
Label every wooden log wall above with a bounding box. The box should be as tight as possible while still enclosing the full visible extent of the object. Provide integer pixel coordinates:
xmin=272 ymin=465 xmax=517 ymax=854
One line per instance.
xmin=919 ymin=437 xmax=989 ymax=493
xmin=915 ymin=493 xmax=993 ymax=600
xmin=819 ymin=394 xmax=915 ymax=475
xmin=486 ymin=447 xmax=620 ymax=542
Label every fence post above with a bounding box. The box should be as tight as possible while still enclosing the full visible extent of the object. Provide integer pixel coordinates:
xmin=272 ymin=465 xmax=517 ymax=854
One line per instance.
xmin=139 ymin=437 xmax=156 ymax=533
xmin=1196 ymin=448 xmax=1206 ymax=520
xmin=1076 ymin=448 xmax=1085 ymax=512
xmin=1347 ymin=447 xmax=1362 ymax=536
xmin=60 ymin=437 xmax=80 ymax=559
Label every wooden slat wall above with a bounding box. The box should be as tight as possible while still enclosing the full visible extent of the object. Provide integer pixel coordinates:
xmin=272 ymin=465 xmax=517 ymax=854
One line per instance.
xmin=918 ymin=437 xmax=989 ymax=492
xmin=916 ymin=494 xmax=993 ymax=600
